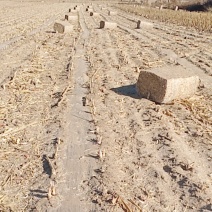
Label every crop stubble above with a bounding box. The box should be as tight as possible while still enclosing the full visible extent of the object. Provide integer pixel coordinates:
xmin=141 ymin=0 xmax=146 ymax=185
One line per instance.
xmin=0 ymin=2 xmax=80 ymax=211
xmin=0 ymin=2 xmax=211 ymax=212
xmin=85 ymin=4 xmax=212 ymax=212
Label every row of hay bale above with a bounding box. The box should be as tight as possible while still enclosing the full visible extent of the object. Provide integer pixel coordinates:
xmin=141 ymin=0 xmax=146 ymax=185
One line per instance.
xmin=85 ymin=5 xmax=98 ymax=16
xmin=53 ymin=5 xmax=199 ymax=103
xmin=53 ymin=5 xmax=80 ymax=33
xmin=95 ymin=8 xmax=199 ymax=103
xmin=89 ymin=11 xmax=117 ymax=16
xmin=85 ymin=5 xmax=118 ymax=16
xmin=87 ymin=7 xmax=117 ymax=16
xmin=87 ymin=7 xmax=153 ymax=29
xmin=69 ymin=5 xmax=80 ymax=13
xmin=99 ymin=20 xmax=153 ymax=29
xmin=53 ymin=5 xmax=154 ymax=31
xmin=85 ymin=5 xmax=116 ymax=26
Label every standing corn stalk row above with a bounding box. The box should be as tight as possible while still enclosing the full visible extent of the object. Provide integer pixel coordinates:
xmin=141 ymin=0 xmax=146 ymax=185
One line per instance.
xmin=116 ymin=5 xmax=212 ymax=32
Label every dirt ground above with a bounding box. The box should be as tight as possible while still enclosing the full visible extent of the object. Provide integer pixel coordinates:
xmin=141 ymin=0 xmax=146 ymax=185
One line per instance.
xmin=0 ymin=1 xmax=211 ymax=212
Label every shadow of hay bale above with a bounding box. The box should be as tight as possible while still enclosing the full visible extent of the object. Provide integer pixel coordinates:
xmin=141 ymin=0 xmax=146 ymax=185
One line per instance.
xmin=110 ymin=84 xmax=140 ymax=99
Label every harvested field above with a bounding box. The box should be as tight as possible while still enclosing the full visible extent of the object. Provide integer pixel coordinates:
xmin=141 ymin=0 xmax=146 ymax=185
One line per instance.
xmin=0 ymin=1 xmax=211 ymax=212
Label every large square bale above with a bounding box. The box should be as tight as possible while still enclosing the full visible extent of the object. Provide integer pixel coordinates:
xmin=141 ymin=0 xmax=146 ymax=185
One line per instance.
xmin=100 ymin=21 xmax=117 ymax=29
xmin=65 ymin=14 xmax=78 ymax=21
xmin=69 ymin=9 xmax=78 ymax=13
xmin=136 ymin=66 xmax=199 ymax=103
xmin=136 ymin=20 xmax=154 ymax=29
xmin=90 ymin=12 xmax=99 ymax=16
xmin=54 ymin=21 xmax=73 ymax=33
xmin=108 ymin=11 xmax=117 ymax=15
xmin=86 ymin=8 xmax=93 ymax=12
xmin=74 ymin=7 xmax=80 ymax=11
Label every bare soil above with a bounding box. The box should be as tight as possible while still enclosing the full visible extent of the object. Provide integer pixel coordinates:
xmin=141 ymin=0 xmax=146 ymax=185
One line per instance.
xmin=0 ymin=1 xmax=211 ymax=212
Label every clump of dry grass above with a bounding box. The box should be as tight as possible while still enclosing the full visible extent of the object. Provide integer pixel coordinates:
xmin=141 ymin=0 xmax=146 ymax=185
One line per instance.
xmin=167 ymin=92 xmax=212 ymax=139
xmin=116 ymin=4 xmax=212 ymax=32
xmin=176 ymin=94 xmax=212 ymax=127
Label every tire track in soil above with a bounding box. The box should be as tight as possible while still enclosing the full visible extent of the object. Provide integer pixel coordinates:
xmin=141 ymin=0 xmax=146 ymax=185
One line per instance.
xmin=0 ymin=3 xmax=84 ymax=211
xmin=49 ymin=9 xmax=98 ymax=212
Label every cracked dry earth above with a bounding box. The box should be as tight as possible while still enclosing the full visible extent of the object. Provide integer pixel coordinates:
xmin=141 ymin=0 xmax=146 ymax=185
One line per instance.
xmin=0 ymin=1 xmax=212 ymax=212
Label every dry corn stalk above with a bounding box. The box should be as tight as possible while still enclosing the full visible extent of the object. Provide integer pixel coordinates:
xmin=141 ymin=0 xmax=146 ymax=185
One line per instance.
xmin=116 ymin=5 xmax=212 ymax=32
xmin=176 ymin=95 xmax=212 ymax=126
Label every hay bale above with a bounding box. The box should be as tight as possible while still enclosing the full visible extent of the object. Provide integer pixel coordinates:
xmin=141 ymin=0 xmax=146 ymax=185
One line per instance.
xmin=74 ymin=7 xmax=80 ymax=11
xmin=136 ymin=66 xmax=199 ymax=103
xmin=69 ymin=9 xmax=78 ymax=13
xmin=101 ymin=7 xmax=107 ymax=10
xmin=108 ymin=11 xmax=117 ymax=15
xmin=136 ymin=20 xmax=154 ymax=29
xmin=100 ymin=21 xmax=117 ymax=29
xmin=159 ymin=5 xmax=163 ymax=10
xmin=175 ymin=6 xmax=179 ymax=11
xmin=90 ymin=12 xmax=99 ymax=16
xmin=65 ymin=14 xmax=78 ymax=21
xmin=54 ymin=21 xmax=73 ymax=33
xmin=86 ymin=8 xmax=93 ymax=12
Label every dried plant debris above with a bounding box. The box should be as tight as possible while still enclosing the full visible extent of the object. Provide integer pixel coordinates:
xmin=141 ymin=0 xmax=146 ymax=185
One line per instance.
xmin=0 ymin=1 xmax=212 ymax=211
xmin=0 ymin=2 xmax=79 ymax=209
xmin=85 ymin=7 xmax=212 ymax=211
